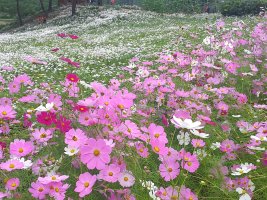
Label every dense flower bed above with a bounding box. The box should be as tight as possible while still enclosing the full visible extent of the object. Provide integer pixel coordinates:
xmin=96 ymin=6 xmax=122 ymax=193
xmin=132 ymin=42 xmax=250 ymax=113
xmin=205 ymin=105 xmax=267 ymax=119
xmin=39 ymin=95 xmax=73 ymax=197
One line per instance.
xmin=0 ymin=12 xmax=266 ymax=200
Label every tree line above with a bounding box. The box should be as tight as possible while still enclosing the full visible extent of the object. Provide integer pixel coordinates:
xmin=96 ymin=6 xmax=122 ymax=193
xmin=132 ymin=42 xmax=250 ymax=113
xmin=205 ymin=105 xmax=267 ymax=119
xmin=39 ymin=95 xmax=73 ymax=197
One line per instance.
xmin=15 ymin=0 xmax=111 ymax=26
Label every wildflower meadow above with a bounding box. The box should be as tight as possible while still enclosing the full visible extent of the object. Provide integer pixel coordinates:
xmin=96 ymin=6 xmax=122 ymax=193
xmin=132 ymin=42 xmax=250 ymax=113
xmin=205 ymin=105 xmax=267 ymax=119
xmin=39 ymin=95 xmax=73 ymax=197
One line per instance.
xmin=0 ymin=5 xmax=266 ymax=200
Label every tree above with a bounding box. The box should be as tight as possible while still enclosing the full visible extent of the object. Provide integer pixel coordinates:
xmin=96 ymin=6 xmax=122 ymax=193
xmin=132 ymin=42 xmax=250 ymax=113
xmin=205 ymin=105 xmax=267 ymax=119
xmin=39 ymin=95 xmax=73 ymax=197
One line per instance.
xmin=98 ymin=0 xmax=103 ymax=6
xmin=16 ymin=0 xmax=23 ymax=26
xmin=39 ymin=0 xmax=48 ymax=16
xmin=72 ymin=0 xmax=78 ymax=16
xmin=48 ymin=0 xmax=53 ymax=12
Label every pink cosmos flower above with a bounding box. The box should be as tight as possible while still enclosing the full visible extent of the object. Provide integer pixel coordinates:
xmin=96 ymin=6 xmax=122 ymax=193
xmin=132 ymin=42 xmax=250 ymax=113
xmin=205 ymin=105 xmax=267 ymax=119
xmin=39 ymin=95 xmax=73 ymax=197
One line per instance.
xmin=148 ymin=123 xmax=168 ymax=144
xmin=150 ymin=139 xmax=168 ymax=156
xmin=8 ymin=81 xmax=20 ymax=94
xmin=182 ymin=152 xmax=200 ymax=173
xmin=159 ymin=161 xmax=180 ymax=181
xmin=118 ymin=171 xmax=135 ymax=187
xmin=191 ymin=139 xmax=205 ymax=148
xmin=156 ymin=186 xmax=179 ymax=200
xmin=74 ymin=172 xmax=97 ymax=197
xmin=0 ymin=159 xmax=24 ymax=171
xmin=29 ymin=181 xmax=48 ymax=199
xmin=38 ymin=174 xmax=69 ymax=185
xmin=65 ymin=128 xmax=87 ymax=148
xmin=10 ymin=139 xmax=34 ymax=157
xmin=25 ymin=56 xmax=47 ymax=65
xmin=80 ymin=138 xmax=112 ymax=170
xmin=135 ymin=143 xmax=149 ymax=158
xmin=5 ymin=178 xmax=20 ymax=190
xmin=47 ymin=94 xmax=62 ymax=112
xmin=48 ymin=182 xmax=69 ymax=200
xmin=14 ymin=74 xmax=33 ymax=86
xmin=32 ymin=127 xmax=53 ymax=143
xmin=179 ymin=186 xmax=198 ymax=200
xmin=98 ymin=164 xmax=120 ymax=183
xmin=220 ymin=139 xmax=237 ymax=153
xmin=262 ymin=151 xmax=267 ymax=166
xmin=0 ymin=105 xmax=16 ymax=119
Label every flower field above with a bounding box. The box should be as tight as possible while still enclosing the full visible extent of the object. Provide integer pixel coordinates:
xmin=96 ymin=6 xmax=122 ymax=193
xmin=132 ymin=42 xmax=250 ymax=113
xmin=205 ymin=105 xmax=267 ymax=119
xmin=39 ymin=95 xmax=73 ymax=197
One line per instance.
xmin=0 ymin=6 xmax=266 ymax=200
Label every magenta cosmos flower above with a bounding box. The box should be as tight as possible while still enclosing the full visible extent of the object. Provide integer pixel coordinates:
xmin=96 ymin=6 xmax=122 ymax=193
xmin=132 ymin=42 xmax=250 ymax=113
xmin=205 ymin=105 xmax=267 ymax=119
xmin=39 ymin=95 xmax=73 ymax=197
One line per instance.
xmin=0 ymin=105 xmax=16 ymax=119
xmin=0 ymin=159 xmax=24 ymax=171
xmin=29 ymin=181 xmax=48 ymax=199
xmin=74 ymin=172 xmax=97 ymax=197
xmin=5 ymin=178 xmax=20 ymax=190
xmin=80 ymin=138 xmax=112 ymax=170
xmin=36 ymin=111 xmax=56 ymax=126
xmin=159 ymin=161 xmax=180 ymax=181
xmin=66 ymin=73 xmax=80 ymax=83
xmin=65 ymin=128 xmax=87 ymax=148
xmin=98 ymin=164 xmax=121 ymax=183
xmin=9 ymin=139 xmax=34 ymax=158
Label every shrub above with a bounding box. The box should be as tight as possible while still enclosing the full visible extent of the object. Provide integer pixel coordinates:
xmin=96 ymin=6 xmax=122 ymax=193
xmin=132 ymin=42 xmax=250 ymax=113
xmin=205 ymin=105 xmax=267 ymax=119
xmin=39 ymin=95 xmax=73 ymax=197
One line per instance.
xmin=219 ymin=0 xmax=267 ymax=16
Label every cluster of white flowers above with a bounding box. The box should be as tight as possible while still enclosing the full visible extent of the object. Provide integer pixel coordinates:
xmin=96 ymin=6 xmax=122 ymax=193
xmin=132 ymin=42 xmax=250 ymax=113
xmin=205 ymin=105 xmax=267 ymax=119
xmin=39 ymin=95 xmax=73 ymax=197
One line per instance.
xmin=140 ymin=180 xmax=160 ymax=200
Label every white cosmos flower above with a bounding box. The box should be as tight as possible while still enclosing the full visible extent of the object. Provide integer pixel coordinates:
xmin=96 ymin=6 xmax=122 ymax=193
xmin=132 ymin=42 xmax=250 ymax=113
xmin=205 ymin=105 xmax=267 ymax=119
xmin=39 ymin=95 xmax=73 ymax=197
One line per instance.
xmin=250 ymin=135 xmax=267 ymax=142
xmin=127 ymin=62 xmax=136 ymax=69
xmin=236 ymin=188 xmax=251 ymax=200
xmin=64 ymin=146 xmax=79 ymax=156
xmin=231 ymin=163 xmax=254 ymax=176
xmin=211 ymin=142 xmax=221 ymax=150
xmin=247 ymin=146 xmax=265 ymax=151
xmin=190 ymin=129 xmax=209 ymax=138
xmin=232 ymin=115 xmax=241 ymax=118
xmin=177 ymin=131 xmax=190 ymax=146
xmin=171 ymin=116 xmax=204 ymax=130
xmin=35 ymin=103 xmax=54 ymax=112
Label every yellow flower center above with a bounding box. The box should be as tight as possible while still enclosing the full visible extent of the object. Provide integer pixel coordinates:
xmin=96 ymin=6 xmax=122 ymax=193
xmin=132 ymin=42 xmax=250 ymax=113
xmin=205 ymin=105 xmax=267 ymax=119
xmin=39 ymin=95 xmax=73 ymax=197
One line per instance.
xmin=72 ymin=136 xmax=78 ymax=141
xmin=187 ymin=162 xmax=192 ymax=166
xmin=168 ymin=168 xmax=173 ymax=172
xmin=40 ymin=133 xmax=47 ymax=138
xmin=154 ymin=133 xmax=160 ymax=138
xmin=18 ymin=148 xmax=24 ymax=153
xmin=117 ymin=104 xmax=124 ymax=110
xmin=51 ymin=176 xmax=56 ymax=180
xmin=171 ymin=196 xmax=178 ymax=200
xmin=38 ymin=187 xmax=44 ymax=192
xmin=55 ymin=187 xmax=59 ymax=192
xmin=70 ymin=149 xmax=75 ymax=153
xmin=154 ymin=146 xmax=160 ymax=152
xmin=11 ymin=183 xmax=17 ymax=187
xmin=84 ymin=182 xmax=89 ymax=188
xmin=124 ymin=177 xmax=129 ymax=181
xmin=94 ymin=149 xmax=100 ymax=156
xmin=108 ymin=172 xmax=113 ymax=176
xmin=9 ymin=164 xmax=15 ymax=169
xmin=2 ymin=111 xmax=7 ymax=115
